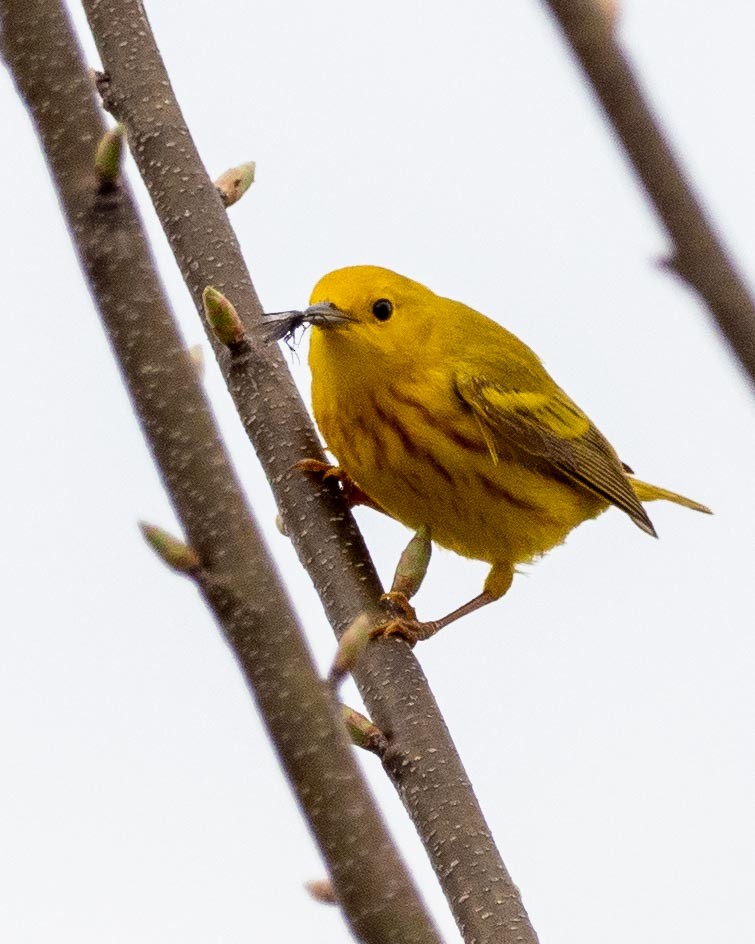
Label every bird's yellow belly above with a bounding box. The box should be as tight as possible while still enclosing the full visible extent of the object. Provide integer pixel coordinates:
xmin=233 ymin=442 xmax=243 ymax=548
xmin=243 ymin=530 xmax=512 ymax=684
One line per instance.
xmin=314 ymin=385 xmax=605 ymax=569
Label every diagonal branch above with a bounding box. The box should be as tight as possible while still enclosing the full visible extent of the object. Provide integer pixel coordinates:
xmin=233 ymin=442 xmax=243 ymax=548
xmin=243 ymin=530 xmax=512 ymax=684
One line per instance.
xmin=541 ymin=0 xmax=755 ymax=390
xmin=77 ymin=0 xmax=541 ymax=941
xmin=0 ymin=3 xmax=443 ymax=942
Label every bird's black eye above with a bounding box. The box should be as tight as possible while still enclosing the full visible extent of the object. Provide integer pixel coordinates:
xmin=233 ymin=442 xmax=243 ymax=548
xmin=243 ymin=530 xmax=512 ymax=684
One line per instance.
xmin=372 ymin=298 xmax=393 ymax=321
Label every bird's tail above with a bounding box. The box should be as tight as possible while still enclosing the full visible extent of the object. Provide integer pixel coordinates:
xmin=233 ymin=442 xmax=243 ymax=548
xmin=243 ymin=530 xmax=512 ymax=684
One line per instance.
xmin=629 ymin=478 xmax=712 ymax=514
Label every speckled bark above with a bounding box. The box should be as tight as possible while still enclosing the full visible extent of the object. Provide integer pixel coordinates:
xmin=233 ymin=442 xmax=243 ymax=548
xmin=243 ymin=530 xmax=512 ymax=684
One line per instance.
xmin=74 ymin=1 xmax=541 ymax=941
xmin=1 ymin=3 xmax=443 ymax=941
xmin=543 ymin=0 xmax=755 ymax=390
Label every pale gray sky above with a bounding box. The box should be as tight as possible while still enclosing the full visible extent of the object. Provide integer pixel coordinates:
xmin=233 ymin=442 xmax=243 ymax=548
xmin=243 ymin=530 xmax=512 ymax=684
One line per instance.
xmin=1 ymin=2 xmax=753 ymax=942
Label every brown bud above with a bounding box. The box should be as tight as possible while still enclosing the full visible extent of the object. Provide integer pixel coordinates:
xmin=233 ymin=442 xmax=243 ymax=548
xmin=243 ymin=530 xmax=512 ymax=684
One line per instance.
xmin=595 ymin=0 xmax=619 ymax=29
xmin=214 ymin=161 xmax=256 ymax=208
xmin=304 ymin=879 xmax=338 ymax=905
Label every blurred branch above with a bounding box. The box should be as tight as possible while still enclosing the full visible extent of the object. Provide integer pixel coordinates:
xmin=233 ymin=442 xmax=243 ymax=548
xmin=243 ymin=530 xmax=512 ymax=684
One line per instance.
xmin=0 ymin=3 xmax=442 ymax=942
xmin=542 ymin=0 xmax=755 ymax=390
xmin=78 ymin=0 xmax=540 ymax=941
xmin=545 ymin=0 xmax=755 ymax=383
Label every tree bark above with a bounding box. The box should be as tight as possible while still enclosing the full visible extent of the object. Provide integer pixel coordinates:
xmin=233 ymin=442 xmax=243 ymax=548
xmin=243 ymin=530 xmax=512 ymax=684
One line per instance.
xmin=77 ymin=1 xmax=541 ymax=941
xmin=1 ymin=3 xmax=443 ymax=941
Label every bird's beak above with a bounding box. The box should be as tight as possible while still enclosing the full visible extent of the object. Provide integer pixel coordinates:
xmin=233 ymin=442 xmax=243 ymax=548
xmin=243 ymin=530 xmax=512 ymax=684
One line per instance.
xmin=301 ymin=301 xmax=354 ymax=327
xmin=260 ymin=302 xmax=353 ymax=343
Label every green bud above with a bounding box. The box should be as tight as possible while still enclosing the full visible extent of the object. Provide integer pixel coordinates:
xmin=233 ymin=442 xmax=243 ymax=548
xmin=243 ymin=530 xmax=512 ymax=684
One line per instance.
xmin=202 ymin=286 xmax=246 ymax=347
xmin=390 ymin=525 xmax=431 ymax=599
xmin=340 ymin=704 xmax=386 ymax=754
xmin=328 ymin=612 xmax=372 ymax=686
xmin=139 ymin=522 xmax=201 ymax=574
xmin=94 ymin=124 xmax=125 ymax=189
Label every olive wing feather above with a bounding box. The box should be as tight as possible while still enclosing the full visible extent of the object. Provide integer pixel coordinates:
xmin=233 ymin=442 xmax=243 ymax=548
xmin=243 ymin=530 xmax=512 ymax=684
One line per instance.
xmin=454 ymin=372 xmax=656 ymax=536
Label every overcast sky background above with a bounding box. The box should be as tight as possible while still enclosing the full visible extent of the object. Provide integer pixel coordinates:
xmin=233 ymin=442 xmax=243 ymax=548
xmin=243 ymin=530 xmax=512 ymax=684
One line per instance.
xmin=2 ymin=1 xmax=754 ymax=942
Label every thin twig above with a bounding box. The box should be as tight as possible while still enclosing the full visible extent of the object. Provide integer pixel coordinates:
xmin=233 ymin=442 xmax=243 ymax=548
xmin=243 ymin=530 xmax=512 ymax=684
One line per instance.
xmin=0 ymin=4 xmax=443 ymax=942
xmin=542 ymin=0 xmax=755 ymax=389
xmin=78 ymin=1 xmax=540 ymax=941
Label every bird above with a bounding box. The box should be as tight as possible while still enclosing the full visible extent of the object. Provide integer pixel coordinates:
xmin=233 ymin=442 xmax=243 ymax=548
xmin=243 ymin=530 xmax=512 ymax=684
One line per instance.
xmin=263 ymin=265 xmax=710 ymax=642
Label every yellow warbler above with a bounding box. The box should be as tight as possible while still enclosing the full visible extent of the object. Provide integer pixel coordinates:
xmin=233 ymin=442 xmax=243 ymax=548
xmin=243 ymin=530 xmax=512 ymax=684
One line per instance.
xmin=266 ymin=265 xmax=710 ymax=641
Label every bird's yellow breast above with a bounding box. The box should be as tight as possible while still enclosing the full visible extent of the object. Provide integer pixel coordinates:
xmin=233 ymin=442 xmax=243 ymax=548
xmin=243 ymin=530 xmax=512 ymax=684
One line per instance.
xmin=310 ymin=330 xmax=605 ymax=571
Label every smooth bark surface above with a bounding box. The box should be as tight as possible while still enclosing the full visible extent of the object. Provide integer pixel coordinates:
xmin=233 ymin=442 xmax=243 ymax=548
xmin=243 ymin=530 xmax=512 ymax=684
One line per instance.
xmin=1 ymin=3 xmax=442 ymax=941
xmin=78 ymin=1 xmax=540 ymax=941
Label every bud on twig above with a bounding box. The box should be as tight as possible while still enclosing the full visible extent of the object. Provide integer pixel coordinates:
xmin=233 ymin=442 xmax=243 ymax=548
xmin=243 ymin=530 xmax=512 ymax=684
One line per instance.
xmin=596 ymin=0 xmax=620 ymax=28
xmin=94 ymin=124 xmax=125 ymax=190
xmin=328 ymin=612 xmax=372 ymax=687
xmin=390 ymin=525 xmax=431 ymax=599
xmin=214 ymin=161 xmax=256 ymax=208
xmin=202 ymin=286 xmax=246 ymax=347
xmin=341 ymin=704 xmax=387 ymax=755
xmin=187 ymin=343 xmax=205 ymax=378
xmin=305 ymin=879 xmax=338 ymax=905
xmin=274 ymin=513 xmax=289 ymax=537
xmin=656 ymin=252 xmax=681 ymax=275
xmin=139 ymin=522 xmax=201 ymax=575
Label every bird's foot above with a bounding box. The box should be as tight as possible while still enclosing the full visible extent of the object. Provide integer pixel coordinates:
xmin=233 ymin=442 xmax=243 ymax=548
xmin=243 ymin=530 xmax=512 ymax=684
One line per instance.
xmin=372 ymin=587 xmax=499 ymax=646
xmin=294 ymin=459 xmax=382 ymax=511
xmin=371 ymin=591 xmax=441 ymax=646
xmin=380 ymin=589 xmax=417 ymax=620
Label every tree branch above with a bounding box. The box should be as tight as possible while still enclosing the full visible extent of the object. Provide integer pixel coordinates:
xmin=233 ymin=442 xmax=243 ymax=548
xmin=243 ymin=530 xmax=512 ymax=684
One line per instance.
xmin=77 ymin=0 xmax=540 ymax=941
xmin=542 ymin=0 xmax=755 ymax=389
xmin=0 ymin=3 xmax=442 ymax=942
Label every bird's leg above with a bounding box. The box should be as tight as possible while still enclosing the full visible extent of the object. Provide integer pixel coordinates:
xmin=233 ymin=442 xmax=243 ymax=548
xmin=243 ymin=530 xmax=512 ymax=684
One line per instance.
xmin=294 ymin=458 xmax=384 ymax=512
xmin=373 ymin=562 xmax=513 ymax=645
xmin=374 ymin=591 xmax=497 ymax=645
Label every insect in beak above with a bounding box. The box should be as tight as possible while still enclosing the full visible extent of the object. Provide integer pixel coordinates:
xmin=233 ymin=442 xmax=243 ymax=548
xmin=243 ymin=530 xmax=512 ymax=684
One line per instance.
xmin=260 ymin=302 xmax=353 ymax=346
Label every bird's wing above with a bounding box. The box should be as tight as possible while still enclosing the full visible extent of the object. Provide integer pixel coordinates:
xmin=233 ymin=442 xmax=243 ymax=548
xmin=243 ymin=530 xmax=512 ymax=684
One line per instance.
xmin=454 ymin=372 xmax=656 ymax=535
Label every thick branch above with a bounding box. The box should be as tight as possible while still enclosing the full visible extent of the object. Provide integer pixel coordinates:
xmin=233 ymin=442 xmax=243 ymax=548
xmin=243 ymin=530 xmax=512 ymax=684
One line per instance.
xmin=542 ymin=0 xmax=755 ymax=389
xmin=77 ymin=1 xmax=540 ymax=941
xmin=0 ymin=4 xmax=442 ymax=942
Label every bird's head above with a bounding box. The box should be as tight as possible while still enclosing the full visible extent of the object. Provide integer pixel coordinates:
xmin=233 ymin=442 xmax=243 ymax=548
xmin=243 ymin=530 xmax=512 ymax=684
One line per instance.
xmin=262 ymin=265 xmax=437 ymax=361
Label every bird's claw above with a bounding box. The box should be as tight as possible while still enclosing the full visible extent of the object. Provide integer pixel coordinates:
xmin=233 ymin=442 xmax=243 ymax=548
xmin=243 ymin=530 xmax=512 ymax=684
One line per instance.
xmin=369 ymin=616 xmax=440 ymax=647
xmin=293 ymin=458 xmax=338 ymax=477
xmin=379 ymin=590 xmax=417 ymax=620
xmin=370 ymin=592 xmax=440 ymax=646
xmin=293 ymin=459 xmax=381 ymax=510
xmin=370 ymin=618 xmax=419 ymax=647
